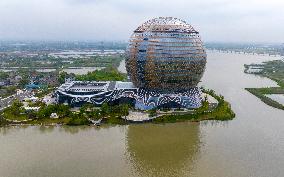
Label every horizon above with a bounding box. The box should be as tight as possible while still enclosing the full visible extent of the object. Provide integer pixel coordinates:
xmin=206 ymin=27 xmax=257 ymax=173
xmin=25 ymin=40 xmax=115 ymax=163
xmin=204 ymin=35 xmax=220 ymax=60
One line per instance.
xmin=0 ymin=40 xmax=283 ymax=45
xmin=0 ymin=0 xmax=283 ymax=43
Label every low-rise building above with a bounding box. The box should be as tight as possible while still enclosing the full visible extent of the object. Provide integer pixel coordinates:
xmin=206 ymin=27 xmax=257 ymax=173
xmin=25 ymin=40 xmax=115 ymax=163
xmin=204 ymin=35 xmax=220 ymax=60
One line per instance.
xmin=55 ymin=81 xmax=203 ymax=110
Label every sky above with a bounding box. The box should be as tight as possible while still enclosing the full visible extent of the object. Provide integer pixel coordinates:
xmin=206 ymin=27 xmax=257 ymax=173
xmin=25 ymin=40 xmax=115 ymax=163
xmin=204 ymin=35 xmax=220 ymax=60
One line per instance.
xmin=0 ymin=0 xmax=283 ymax=43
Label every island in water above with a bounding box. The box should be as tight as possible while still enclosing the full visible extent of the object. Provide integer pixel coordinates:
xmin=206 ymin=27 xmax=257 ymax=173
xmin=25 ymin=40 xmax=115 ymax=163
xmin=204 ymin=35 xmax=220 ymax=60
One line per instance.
xmin=245 ymin=59 xmax=284 ymax=110
xmin=0 ymin=17 xmax=236 ymax=127
xmin=0 ymin=85 xmax=235 ymax=126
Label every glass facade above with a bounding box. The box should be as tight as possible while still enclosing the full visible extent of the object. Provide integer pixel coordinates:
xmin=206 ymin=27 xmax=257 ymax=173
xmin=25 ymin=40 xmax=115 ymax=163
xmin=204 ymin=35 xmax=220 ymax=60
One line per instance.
xmin=126 ymin=17 xmax=207 ymax=92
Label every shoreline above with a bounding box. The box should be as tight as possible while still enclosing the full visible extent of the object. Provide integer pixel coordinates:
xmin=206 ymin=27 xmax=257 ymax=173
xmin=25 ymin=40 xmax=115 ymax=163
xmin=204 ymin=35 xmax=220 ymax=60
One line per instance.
xmin=244 ymin=60 xmax=284 ymax=110
xmin=0 ymin=88 xmax=235 ymax=127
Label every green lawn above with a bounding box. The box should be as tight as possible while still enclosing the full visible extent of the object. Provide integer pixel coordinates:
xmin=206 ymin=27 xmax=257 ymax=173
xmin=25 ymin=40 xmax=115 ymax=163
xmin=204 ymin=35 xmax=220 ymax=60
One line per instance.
xmin=153 ymin=90 xmax=235 ymax=123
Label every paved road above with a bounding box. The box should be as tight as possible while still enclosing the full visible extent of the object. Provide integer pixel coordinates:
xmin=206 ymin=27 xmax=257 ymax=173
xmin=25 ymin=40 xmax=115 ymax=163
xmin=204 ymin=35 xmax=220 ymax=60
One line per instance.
xmin=0 ymin=90 xmax=33 ymax=111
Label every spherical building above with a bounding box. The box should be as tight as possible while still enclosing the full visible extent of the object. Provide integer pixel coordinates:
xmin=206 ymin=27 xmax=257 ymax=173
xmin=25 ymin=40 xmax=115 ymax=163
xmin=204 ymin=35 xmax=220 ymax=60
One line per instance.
xmin=126 ymin=17 xmax=206 ymax=92
xmin=55 ymin=17 xmax=206 ymax=111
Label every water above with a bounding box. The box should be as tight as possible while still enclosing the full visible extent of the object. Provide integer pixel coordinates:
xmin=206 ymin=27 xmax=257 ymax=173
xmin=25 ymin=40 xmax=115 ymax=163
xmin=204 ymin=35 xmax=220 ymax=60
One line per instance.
xmin=1 ymin=52 xmax=284 ymax=177
xmin=1 ymin=67 xmax=105 ymax=74
xmin=62 ymin=67 xmax=105 ymax=75
xmin=36 ymin=68 xmax=57 ymax=73
xmin=266 ymin=94 xmax=284 ymax=105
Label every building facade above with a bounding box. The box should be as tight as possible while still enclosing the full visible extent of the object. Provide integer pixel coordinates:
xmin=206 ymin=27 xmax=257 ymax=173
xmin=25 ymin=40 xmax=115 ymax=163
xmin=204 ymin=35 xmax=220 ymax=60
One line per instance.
xmin=55 ymin=17 xmax=206 ymax=110
xmin=126 ymin=17 xmax=206 ymax=92
xmin=55 ymin=81 xmax=202 ymax=110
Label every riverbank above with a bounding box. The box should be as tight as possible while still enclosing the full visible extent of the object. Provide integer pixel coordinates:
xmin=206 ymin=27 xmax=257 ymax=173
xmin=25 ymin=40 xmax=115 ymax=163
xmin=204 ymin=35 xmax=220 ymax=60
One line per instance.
xmin=2 ymin=51 xmax=284 ymax=177
xmin=153 ymin=89 xmax=235 ymax=123
xmin=245 ymin=88 xmax=284 ymax=110
xmin=245 ymin=60 xmax=284 ymax=110
xmin=0 ymin=88 xmax=235 ymax=126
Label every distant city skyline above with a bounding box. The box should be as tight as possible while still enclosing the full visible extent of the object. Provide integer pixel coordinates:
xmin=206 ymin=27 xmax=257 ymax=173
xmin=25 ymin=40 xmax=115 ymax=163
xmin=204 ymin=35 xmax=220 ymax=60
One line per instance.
xmin=0 ymin=0 xmax=283 ymax=43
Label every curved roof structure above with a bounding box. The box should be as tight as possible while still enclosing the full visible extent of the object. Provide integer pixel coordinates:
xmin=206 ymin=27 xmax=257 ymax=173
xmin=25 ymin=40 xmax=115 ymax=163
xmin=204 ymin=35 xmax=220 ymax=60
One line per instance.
xmin=134 ymin=17 xmax=198 ymax=34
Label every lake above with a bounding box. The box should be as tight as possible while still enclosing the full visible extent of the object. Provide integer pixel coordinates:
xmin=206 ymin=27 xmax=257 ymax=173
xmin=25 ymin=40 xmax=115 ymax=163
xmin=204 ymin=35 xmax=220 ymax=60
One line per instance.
xmin=1 ymin=51 xmax=284 ymax=177
xmin=62 ymin=67 xmax=105 ymax=75
xmin=265 ymin=94 xmax=284 ymax=105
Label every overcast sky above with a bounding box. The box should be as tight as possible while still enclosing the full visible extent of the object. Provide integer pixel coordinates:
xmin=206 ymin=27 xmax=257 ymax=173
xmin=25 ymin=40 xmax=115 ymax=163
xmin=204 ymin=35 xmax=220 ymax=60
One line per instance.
xmin=0 ymin=0 xmax=283 ymax=43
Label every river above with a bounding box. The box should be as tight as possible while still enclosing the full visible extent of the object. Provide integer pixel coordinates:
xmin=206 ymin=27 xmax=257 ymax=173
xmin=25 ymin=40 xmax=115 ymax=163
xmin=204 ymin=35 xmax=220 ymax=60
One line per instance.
xmin=1 ymin=51 xmax=284 ymax=177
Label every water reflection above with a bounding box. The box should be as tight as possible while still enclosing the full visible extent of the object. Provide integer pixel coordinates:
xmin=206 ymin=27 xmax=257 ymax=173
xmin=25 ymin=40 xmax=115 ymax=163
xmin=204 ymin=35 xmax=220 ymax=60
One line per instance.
xmin=38 ymin=125 xmax=55 ymax=134
xmin=63 ymin=67 xmax=104 ymax=75
xmin=0 ymin=125 xmax=30 ymax=136
xmin=1 ymin=52 xmax=284 ymax=177
xmin=126 ymin=123 xmax=201 ymax=177
xmin=58 ymin=125 xmax=122 ymax=134
xmin=0 ymin=124 xmax=122 ymax=136
xmin=59 ymin=125 xmax=91 ymax=134
xmin=0 ymin=126 xmax=12 ymax=135
xmin=200 ymin=120 xmax=231 ymax=127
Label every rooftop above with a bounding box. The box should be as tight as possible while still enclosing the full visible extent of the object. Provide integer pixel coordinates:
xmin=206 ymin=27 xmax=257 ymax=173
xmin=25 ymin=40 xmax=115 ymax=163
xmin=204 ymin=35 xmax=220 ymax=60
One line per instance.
xmin=58 ymin=81 xmax=136 ymax=93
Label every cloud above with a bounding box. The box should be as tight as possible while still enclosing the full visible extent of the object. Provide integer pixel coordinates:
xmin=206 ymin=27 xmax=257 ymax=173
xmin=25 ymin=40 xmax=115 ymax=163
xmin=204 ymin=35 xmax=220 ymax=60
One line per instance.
xmin=0 ymin=0 xmax=283 ymax=42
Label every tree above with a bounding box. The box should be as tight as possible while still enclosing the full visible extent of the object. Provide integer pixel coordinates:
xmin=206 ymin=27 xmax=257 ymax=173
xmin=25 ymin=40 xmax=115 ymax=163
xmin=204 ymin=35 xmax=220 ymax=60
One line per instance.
xmin=57 ymin=104 xmax=71 ymax=118
xmin=149 ymin=108 xmax=157 ymax=117
xmin=58 ymin=72 xmax=67 ymax=84
xmin=27 ymin=111 xmax=37 ymax=119
xmin=120 ymin=104 xmax=129 ymax=120
xmin=0 ymin=71 xmax=8 ymax=80
xmin=9 ymin=100 xmax=24 ymax=116
xmin=100 ymin=102 xmax=110 ymax=118
xmin=75 ymin=68 xmax=126 ymax=81
xmin=18 ymin=78 xmax=29 ymax=88
xmin=196 ymin=99 xmax=209 ymax=114
xmin=90 ymin=109 xmax=101 ymax=120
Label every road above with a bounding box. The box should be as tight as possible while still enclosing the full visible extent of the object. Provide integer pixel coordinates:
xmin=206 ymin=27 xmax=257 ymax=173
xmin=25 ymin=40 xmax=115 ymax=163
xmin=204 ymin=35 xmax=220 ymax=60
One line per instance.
xmin=0 ymin=90 xmax=33 ymax=111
